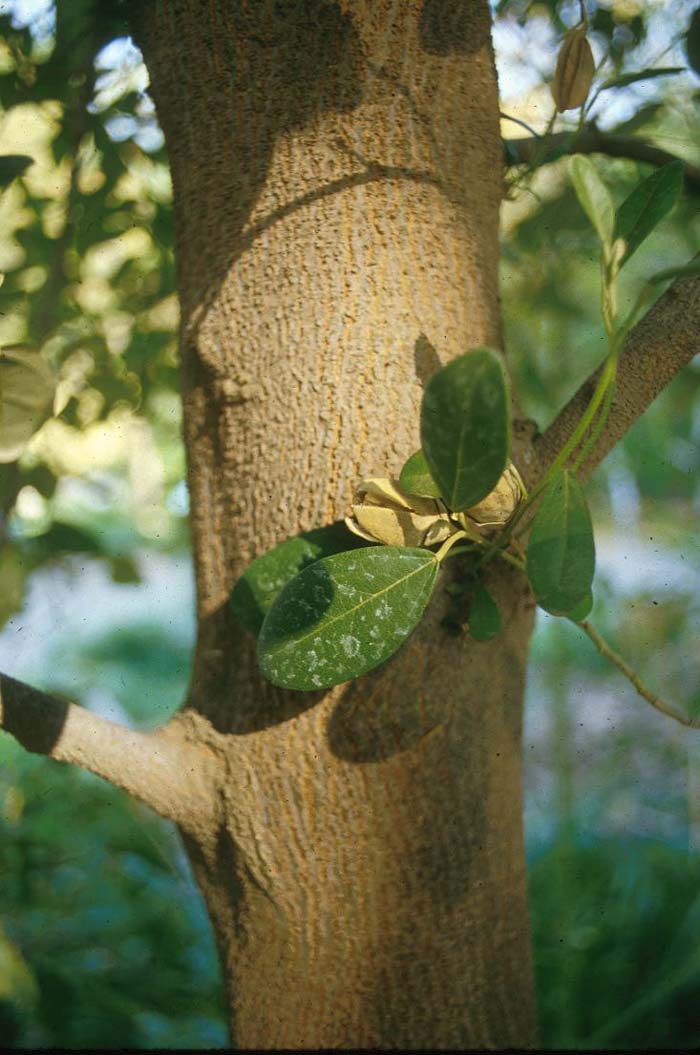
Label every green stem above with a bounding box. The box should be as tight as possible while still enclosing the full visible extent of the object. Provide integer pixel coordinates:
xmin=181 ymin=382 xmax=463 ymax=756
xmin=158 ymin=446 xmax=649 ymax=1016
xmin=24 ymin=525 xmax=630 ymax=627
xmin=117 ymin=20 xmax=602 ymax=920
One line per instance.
xmin=574 ymin=619 xmax=700 ymax=730
xmin=494 ymin=549 xmax=525 ymax=573
xmin=435 ymin=530 xmax=470 ymax=564
xmin=571 ymin=376 xmax=616 ymax=472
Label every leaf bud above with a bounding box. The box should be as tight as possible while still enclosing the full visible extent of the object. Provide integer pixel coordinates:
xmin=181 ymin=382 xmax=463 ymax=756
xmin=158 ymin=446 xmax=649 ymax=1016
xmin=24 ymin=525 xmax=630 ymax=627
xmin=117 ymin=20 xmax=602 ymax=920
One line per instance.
xmin=551 ymin=25 xmax=595 ymax=112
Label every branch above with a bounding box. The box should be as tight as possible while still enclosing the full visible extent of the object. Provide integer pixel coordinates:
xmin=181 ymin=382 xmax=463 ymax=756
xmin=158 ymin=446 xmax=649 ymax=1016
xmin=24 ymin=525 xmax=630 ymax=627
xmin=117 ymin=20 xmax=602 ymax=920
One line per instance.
xmin=577 ymin=620 xmax=700 ymax=730
xmin=505 ymin=126 xmax=700 ymax=191
xmin=0 ymin=673 xmax=222 ymax=832
xmin=530 ymin=274 xmax=700 ymax=484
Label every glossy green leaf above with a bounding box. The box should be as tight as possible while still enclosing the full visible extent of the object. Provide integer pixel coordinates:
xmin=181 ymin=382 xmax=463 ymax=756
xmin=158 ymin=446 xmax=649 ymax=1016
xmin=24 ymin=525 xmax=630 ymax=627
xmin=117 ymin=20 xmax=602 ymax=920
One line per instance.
xmin=564 ymin=589 xmax=593 ymax=622
xmin=468 ymin=583 xmax=501 ymax=642
xmin=526 ymin=470 xmax=595 ymax=616
xmin=258 ymin=546 xmax=438 ymax=690
xmin=600 ymin=67 xmax=684 ymax=91
xmin=569 ymin=155 xmax=615 ymax=249
xmin=0 ymin=154 xmax=32 ymax=189
xmin=398 ymin=449 xmax=442 ymax=499
xmin=420 ymin=348 xmax=510 ymax=512
xmin=614 ymin=162 xmax=683 ymax=265
xmin=230 ymin=522 xmax=367 ymax=636
xmin=0 ymin=347 xmax=55 ymax=462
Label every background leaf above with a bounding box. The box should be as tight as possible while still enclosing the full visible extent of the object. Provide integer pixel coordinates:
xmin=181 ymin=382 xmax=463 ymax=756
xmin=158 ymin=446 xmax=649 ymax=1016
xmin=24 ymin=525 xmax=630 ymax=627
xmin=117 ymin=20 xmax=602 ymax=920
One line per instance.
xmin=230 ymin=523 xmax=368 ymax=636
xmin=0 ymin=154 xmax=32 ymax=188
xmin=527 ymin=470 xmax=596 ymax=615
xmin=569 ymin=155 xmax=615 ymax=249
xmin=613 ymin=162 xmax=684 ymax=265
xmin=600 ymin=67 xmax=684 ymax=91
xmin=0 ymin=347 xmax=55 ymax=462
xmin=685 ymin=7 xmax=700 ymax=76
xmin=398 ymin=448 xmax=443 ymax=498
xmin=258 ymin=547 xmax=438 ymax=690
xmin=420 ymin=347 xmax=511 ymax=512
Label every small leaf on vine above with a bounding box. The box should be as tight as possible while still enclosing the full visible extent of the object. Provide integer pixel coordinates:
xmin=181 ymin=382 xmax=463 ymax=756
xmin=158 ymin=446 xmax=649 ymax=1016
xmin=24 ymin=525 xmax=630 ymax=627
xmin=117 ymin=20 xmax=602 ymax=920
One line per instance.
xmin=570 ymin=155 xmax=615 ymax=249
xmin=258 ymin=547 xmax=439 ymax=690
xmin=420 ymin=348 xmax=510 ymax=513
xmin=468 ymin=583 xmax=501 ymax=642
xmin=526 ymin=470 xmax=595 ymax=616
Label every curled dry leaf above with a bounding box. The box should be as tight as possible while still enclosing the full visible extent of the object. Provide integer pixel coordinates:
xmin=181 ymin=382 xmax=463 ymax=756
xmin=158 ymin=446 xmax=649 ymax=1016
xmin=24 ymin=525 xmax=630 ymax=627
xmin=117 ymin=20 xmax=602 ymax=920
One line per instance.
xmin=345 ymin=464 xmax=523 ymax=547
xmin=457 ymin=462 xmax=522 ymax=536
xmin=344 ymin=477 xmax=456 ymax=547
xmin=552 ymin=25 xmax=594 ymax=112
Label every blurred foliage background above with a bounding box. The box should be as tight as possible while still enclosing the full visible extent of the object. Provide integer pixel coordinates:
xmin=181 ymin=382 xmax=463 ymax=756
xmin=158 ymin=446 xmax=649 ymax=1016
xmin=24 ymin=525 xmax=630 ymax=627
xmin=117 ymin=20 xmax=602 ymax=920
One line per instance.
xmin=0 ymin=0 xmax=698 ymax=1048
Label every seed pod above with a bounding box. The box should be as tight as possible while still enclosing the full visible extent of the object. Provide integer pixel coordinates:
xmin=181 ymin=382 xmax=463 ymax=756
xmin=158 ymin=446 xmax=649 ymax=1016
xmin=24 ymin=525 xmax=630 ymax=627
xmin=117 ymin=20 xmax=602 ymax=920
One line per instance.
xmin=345 ymin=477 xmax=457 ymax=548
xmin=551 ymin=25 xmax=594 ymax=112
xmin=456 ymin=462 xmax=522 ymax=536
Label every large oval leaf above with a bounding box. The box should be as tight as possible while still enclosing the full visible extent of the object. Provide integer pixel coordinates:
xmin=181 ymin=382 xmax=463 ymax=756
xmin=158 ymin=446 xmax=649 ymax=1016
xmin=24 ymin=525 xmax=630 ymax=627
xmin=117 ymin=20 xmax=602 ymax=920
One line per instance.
xmin=526 ymin=470 xmax=595 ymax=615
xmin=230 ymin=522 xmax=368 ymax=636
xmin=614 ymin=161 xmax=683 ymax=265
xmin=0 ymin=347 xmax=55 ymax=462
xmin=398 ymin=448 xmax=442 ymax=499
xmin=258 ymin=546 xmax=438 ymax=690
xmin=420 ymin=348 xmax=510 ymax=512
xmin=569 ymin=155 xmax=615 ymax=249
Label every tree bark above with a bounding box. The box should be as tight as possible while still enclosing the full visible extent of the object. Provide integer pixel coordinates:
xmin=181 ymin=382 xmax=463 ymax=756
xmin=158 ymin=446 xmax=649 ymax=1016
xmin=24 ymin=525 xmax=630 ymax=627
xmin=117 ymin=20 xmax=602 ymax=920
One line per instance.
xmin=134 ymin=1 xmax=538 ymax=1047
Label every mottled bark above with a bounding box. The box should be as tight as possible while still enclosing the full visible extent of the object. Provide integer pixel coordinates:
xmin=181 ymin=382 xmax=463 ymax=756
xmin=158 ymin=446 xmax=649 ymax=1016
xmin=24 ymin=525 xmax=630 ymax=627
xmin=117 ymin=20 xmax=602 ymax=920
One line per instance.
xmin=132 ymin=1 xmax=539 ymax=1047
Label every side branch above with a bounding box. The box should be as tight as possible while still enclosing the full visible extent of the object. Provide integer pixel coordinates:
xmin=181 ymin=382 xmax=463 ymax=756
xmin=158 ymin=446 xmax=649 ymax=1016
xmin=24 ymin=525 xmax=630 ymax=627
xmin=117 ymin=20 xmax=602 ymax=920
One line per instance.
xmin=505 ymin=127 xmax=700 ymax=191
xmin=531 ymin=275 xmax=700 ymax=483
xmin=0 ymin=673 xmax=222 ymax=832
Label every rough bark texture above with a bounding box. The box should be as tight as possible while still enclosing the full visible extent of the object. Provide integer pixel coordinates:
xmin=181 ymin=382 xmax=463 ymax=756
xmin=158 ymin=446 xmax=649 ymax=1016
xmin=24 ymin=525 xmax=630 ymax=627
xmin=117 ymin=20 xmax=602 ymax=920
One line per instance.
xmin=134 ymin=1 xmax=538 ymax=1047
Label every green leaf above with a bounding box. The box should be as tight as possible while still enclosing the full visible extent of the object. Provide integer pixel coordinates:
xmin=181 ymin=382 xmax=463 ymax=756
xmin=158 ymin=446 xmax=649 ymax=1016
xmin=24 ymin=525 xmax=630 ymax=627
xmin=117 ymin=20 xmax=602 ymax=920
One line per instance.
xmin=258 ymin=547 xmax=438 ymax=690
xmin=0 ymin=347 xmax=55 ymax=462
xmin=398 ymin=449 xmax=442 ymax=498
xmin=569 ymin=155 xmax=615 ymax=249
xmin=613 ymin=161 xmax=684 ymax=265
xmin=468 ymin=583 xmax=501 ymax=642
xmin=526 ymin=470 xmax=595 ymax=616
xmin=230 ymin=523 xmax=368 ymax=636
xmin=0 ymin=154 xmax=32 ymax=189
xmin=564 ymin=589 xmax=593 ymax=622
xmin=600 ymin=67 xmax=684 ymax=91
xmin=420 ymin=348 xmax=510 ymax=512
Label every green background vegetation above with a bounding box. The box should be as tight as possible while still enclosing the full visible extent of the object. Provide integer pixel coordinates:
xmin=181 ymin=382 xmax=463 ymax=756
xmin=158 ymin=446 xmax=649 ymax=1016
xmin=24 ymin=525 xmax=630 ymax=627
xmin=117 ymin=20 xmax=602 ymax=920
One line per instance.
xmin=0 ymin=0 xmax=698 ymax=1047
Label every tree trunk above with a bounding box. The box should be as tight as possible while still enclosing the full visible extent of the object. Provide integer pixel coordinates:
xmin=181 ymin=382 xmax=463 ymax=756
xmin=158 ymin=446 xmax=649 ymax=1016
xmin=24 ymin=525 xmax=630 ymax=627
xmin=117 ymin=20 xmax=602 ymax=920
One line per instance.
xmin=134 ymin=1 xmax=538 ymax=1047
